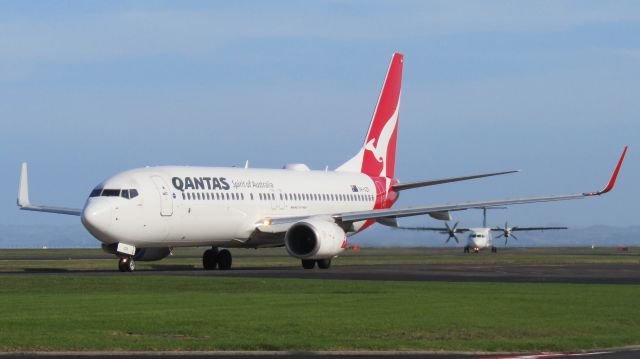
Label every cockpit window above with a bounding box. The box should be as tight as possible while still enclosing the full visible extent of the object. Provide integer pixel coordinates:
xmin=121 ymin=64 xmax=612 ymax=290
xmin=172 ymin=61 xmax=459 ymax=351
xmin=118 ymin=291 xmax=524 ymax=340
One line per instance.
xmin=102 ymin=189 xmax=120 ymax=197
xmin=91 ymin=188 xmax=139 ymax=199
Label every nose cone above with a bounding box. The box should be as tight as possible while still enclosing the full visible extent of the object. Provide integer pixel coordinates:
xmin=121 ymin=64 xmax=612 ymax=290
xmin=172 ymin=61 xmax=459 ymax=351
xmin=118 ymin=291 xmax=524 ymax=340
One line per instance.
xmin=81 ymin=200 xmax=115 ymax=243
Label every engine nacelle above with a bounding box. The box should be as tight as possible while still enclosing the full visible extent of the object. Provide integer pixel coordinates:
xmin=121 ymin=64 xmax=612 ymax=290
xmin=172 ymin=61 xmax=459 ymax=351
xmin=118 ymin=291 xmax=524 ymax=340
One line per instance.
xmin=284 ymin=217 xmax=346 ymax=259
xmin=133 ymin=247 xmax=172 ymax=261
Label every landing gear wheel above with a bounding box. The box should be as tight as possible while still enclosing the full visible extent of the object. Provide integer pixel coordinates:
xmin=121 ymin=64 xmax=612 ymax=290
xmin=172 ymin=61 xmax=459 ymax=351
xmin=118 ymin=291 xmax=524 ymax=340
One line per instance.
xmin=202 ymin=249 xmax=218 ymax=270
xmin=463 ymin=246 xmax=469 ymax=253
xmin=118 ymin=258 xmax=135 ymax=272
xmin=491 ymin=246 xmax=497 ymax=253
xmin=217 ymin=249 xmax=232 ymax=270
xmin=317 ymin=259 xmax=332 ymax=269
xmin=301 ymin=259 xmax=315 ymax=269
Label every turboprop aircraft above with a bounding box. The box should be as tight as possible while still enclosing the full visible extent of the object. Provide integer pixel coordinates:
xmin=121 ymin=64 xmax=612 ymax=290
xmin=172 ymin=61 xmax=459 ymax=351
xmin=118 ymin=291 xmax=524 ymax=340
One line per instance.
xmin=399 ymin=207 xmax=568 ymax=253
xmin=17 ymin=53 xmax=627 ymax=272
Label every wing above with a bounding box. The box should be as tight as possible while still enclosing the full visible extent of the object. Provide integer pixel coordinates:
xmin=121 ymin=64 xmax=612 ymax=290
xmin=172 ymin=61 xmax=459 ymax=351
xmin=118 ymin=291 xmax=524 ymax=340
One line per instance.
xmin=17 ymin=163 xmax=82 ymax=216
xmin=508 ymin=227 xmax=568 ymax=231
xmin=258 ymin=146 xmax=627 ymax=233
xmin=398 ymin=227 xmax=470 ymax=233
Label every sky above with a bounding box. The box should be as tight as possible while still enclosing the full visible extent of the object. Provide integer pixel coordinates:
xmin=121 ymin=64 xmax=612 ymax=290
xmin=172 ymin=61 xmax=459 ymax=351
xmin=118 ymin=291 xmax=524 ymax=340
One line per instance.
xmin=1 ymin=1 xmax=639 ymax=240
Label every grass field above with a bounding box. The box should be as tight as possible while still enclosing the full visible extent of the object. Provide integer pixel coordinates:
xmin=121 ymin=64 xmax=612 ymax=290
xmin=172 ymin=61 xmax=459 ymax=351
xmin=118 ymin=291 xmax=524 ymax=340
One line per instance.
xmin=1 ymin=275 xmax=640 ymax=352
xmin=1 ymin=247 xmax=639 ymax=352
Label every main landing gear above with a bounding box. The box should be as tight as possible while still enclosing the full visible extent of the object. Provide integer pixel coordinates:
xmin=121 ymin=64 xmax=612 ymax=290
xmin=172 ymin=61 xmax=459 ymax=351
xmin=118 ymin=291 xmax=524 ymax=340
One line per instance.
xmin=118 ymin=257 xmax=135 ymax=272
xmin=491 ymin=246 xmax=498 ymax=253
xmin=301 ymin=258 xmax=332 ymax=269
xmin=202 ymin=247 xmax=233 ymax=270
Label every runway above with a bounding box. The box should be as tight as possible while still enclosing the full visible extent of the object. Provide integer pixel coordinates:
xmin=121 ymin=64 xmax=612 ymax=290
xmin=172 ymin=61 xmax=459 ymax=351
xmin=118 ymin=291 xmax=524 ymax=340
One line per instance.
xmin=1 ymin=349 xmax=639 ymax=359
xmin=3 ymin=262 xmax=640 ymax=285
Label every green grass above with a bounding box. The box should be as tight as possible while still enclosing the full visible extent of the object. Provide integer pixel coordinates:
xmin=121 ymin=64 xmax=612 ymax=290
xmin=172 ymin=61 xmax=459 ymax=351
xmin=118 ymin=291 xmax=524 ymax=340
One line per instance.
xmin=0 ymin=275 xmax=639 ymax=352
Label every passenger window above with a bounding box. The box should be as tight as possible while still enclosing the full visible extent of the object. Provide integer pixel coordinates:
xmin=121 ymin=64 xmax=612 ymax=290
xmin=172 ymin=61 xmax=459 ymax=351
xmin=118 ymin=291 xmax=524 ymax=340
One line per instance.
xmin=187 ymin=193 xmax=192 ymax=200
xmin=250 ymin=193 xmax=254 ymax=200
xmin=226 ymin=193 xmax=229 ymax=200
xmin=121 ymin=189 xmax=130 ymax=199
xmin=182 ymin=193 xmax=186 ymax=200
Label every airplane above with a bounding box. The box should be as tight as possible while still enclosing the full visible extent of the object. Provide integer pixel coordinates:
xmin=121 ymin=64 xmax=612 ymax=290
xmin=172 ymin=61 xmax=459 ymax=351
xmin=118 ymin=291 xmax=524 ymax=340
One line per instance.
xmin=16 ymin=53 xmax=627 ymax=272
xmin=399 ymin=207 xmax=568 ymax=253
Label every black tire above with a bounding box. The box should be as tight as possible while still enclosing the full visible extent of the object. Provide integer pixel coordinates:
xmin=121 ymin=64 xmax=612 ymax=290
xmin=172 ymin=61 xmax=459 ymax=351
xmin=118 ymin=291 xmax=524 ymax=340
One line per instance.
xmin=118 ymin=258 xmax=135 ymax=272
xmin=202 ymin=249 xmax=218 ymax=270
xmin=217 ymin=249 xmax=232 ymax=270
xmin=301 ymin=259 xmax=315 ymax=269
xmin=317 ymin=259 xmax=331 ymax=269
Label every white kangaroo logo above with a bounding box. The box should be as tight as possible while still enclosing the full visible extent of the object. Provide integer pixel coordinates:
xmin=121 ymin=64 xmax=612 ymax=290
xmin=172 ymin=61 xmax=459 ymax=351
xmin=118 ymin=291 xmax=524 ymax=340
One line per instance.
xmin=365 ymin=138 xmax=384 ymax=163
xmin=363 ymin=103 xmax=400 ymax=177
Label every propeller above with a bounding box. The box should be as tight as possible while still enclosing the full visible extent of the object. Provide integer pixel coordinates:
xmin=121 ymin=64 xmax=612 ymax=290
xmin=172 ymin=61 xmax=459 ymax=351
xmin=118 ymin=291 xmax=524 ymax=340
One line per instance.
xmin=444 ymin=221 xmax=460 ymax=244
xmin=495 ymin=221 xmax=519 ymax=245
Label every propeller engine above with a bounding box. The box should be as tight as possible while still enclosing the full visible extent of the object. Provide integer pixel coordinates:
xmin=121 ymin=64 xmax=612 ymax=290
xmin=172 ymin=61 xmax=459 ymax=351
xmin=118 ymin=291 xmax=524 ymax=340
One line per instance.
xmin=495 ymin=221 xmax=518 ymax=245
xmin=443 ymin=221 xmax=460 ymax=243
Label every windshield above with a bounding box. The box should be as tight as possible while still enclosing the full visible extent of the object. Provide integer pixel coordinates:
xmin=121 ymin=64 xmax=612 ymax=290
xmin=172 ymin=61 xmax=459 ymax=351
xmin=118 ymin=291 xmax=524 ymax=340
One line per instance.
xmin=89 ymin=188 xmax=139 ymax=199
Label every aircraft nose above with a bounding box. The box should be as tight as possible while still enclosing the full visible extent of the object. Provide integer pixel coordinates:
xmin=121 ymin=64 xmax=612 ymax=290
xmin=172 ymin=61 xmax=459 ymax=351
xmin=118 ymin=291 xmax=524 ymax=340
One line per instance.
xmin=81 ymin=200 xmax=114 ymax=243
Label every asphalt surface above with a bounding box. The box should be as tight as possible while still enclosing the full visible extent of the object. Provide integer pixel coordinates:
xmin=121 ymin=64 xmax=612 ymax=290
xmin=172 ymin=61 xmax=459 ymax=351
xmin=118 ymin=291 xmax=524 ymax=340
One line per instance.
xmin=1 ymin=349 xmax=639 ymax=358
xmin=3 ymin=262 xmax=640 ymax=284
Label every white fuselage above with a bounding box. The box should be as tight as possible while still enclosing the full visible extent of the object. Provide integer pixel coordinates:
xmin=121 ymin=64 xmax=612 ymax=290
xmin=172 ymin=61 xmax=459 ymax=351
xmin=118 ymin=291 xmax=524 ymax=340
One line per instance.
xmin=466 ymin=228 xmax=492 ymax=250
xmin=81 ymin=166 xmax=382 ymax=248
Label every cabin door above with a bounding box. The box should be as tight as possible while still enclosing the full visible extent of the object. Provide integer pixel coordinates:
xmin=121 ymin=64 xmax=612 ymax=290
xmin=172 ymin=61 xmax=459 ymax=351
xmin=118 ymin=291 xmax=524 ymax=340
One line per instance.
xmin=151 ymin=176 xmax=174 ymax=216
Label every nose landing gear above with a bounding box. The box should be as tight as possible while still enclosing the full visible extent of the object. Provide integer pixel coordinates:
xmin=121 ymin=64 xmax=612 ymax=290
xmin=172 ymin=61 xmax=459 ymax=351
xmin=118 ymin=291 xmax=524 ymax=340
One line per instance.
xmin=202 ymin=247 xmax=233 ymax=270
xmin=118 ymin=257 xmax=135 ymax=272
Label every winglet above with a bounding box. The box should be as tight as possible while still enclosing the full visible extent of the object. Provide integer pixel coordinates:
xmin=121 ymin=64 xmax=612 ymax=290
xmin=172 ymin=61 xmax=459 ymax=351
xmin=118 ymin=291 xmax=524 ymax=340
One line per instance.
xmin=584 ymin=146 xmax=628 ymax=196
xmin=18 ymin=162 xmax=30 ymax=207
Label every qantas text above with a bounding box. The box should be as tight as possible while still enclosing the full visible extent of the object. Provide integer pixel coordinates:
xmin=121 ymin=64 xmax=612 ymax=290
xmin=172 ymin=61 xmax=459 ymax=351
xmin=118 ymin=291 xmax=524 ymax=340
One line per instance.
xmin=172 ymin=177 xmax=230 ymax=191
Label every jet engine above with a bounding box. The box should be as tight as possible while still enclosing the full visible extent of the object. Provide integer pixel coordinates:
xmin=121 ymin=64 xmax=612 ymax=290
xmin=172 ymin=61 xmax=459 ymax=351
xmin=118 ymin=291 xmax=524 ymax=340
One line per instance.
xmin=284 ymin=217 xmax=346 ymax=259
xmin=133 ymin=247 xmax=172 ymax=261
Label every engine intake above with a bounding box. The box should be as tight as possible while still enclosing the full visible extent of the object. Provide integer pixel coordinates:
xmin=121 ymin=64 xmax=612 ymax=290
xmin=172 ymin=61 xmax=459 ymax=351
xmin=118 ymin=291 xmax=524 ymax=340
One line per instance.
xmin=285 ymin=218 xmax=346 ymax=259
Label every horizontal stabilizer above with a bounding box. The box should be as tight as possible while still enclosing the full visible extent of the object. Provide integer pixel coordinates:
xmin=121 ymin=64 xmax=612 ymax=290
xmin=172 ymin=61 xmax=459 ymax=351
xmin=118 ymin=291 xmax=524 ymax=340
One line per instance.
xmin=392 ymin=170 xmax=520 ymax=192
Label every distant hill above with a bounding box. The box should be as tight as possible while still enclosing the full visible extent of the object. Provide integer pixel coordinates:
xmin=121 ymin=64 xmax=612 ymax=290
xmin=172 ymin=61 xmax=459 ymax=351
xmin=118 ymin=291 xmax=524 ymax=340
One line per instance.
xmin=350 ymin=225 xmax=640 ymax=248
xmin=0 ymin=224 xmax=638 ymax=249
xmin=0 ymin=224 xmax=96 ymax=248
